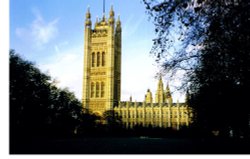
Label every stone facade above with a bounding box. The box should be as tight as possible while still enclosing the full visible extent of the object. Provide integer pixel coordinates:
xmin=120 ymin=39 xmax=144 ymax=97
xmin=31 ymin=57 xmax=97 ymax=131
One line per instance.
xmin=114 ymin=78 xmax=193 ymax=129
xmin=83 ymin=6 xmax=193 ymax=129
xmin=82 ymin=6 xmax=121 ymax=115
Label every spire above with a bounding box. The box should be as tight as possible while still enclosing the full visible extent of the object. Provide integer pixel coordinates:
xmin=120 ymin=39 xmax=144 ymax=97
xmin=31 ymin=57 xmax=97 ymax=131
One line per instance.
xmin=166 ymin=83 xmax=171 ymax=98
xmin=155 ymin=75 xmax=165 ymax=103
xmin=109 ymin=5 xmax=115 ymax=25
xmin=165 ymin=83 xmax=172 ymax=105
xmin=157 ymin=75 xmax=163 ymax=89
xmin=85 ymin=6 xmax=91 ymax=27
xmin=116 ymin=14 xmax=121 ymax=32
xmin=86 ymin=6 xmax=91 ymax=18
xmin=110 ymin=5 xmax=114 ymax=17
xmin=116 ymin=14 xmax=121 ymax=26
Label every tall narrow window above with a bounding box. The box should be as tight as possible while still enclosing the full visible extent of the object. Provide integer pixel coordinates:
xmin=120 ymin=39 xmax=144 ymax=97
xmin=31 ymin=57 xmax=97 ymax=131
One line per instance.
xmin=97 ymin=52 xmax=100 ymax=67
xmin=91 ymin=82 xmax=95 ymax=98
xmin=102 ymin=52 xmax=105 ymax=66
xmin=101 ymin=82 xmax=105 ymax=97
xmin=92 ymin=52 xmax=95 ymax=67
xmin=96 ymin=82 xmax=99 ymax=97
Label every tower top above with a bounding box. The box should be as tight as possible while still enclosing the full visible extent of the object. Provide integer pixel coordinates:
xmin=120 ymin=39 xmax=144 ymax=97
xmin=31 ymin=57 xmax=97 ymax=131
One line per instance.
xmin=157 ymin=75 xmax=163 ymax=88
xmin=85 ymin=6 xmax=91 ymax=27
xmin=109 ymin=5 xmax=114 ymax=17
xmin=116 ymin=15 xmax=121 ymax=26
xmin=86 ymin=6 xmax=91 ymax=19
xmin=166 ymin=83 xmax=172 ymax=99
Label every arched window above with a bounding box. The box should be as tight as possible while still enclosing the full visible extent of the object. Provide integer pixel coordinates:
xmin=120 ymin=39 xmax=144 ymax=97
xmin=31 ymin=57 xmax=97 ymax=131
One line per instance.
xmin=97 ymin=52 xmax=100 ymax=67
xmin=91 ymin=52 xmax=95 ymax=67
xmin=101 ymin=82 xmax=105 ymax=97
xmin=102 ymin=52 xmax=105 ymax=66
xmin=96 ymin=82 xmax=99 ymax=97
xmin=91 ymin=82 xmax=95 ymax=98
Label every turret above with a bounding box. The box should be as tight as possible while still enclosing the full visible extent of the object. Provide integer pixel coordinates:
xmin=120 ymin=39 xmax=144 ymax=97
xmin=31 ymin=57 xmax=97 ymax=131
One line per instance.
xmin=155 ymin=76 xmax=165 ymax=103
xmin=82 ymin=6 xmax=92 ymax=111
xmin=116 ymin=15 xmax=121 ymax=32
xmin=85 ymin=7 xmax=92 ymax=27
xmin=145 ymin=89 xmax=153 ymax=104
xmin=109 ymin=5 xmax=115 ymax=25
xmin=166 ymin=83 xmax=173 ymax=105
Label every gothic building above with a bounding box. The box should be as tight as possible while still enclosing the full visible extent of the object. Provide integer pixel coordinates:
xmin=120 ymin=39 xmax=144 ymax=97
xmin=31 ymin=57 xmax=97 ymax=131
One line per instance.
xmin=114 ymin=77 xmax=193 ymax=130
xmin=82 ymin=6 xmax=193 ymax=129
xmin=82 ymin=6 xmax=121 ymax=115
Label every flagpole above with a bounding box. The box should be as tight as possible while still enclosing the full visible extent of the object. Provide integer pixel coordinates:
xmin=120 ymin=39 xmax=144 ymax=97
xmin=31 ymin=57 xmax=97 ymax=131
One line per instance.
xmin=103 ymin=0 xmax=105 ymax=14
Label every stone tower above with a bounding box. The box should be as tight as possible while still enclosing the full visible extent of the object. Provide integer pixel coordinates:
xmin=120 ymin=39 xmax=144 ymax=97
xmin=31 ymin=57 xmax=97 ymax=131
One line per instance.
xmin=82 ymin=6 xmax=122 ymax=115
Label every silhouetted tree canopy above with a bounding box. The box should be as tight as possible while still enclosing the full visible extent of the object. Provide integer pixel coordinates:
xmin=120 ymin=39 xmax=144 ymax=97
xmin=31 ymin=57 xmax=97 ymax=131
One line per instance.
xmin=103 ymin=110 xmax=122 ymax=129
xmin=10 ymin=50 xmax=84 ymax=138
xmin=143 ymin=0 xmax=250 ymax=137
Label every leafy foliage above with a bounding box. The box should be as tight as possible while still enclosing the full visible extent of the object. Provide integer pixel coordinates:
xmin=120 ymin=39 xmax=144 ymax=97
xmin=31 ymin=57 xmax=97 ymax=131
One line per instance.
xmin=143 ymin=0 xmax=250 ymax=137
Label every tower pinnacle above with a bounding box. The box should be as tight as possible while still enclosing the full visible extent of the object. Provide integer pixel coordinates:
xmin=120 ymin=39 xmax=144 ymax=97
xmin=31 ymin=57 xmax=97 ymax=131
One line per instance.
xmin=166 ymin=83 xmax=171 ymax=98
xmin=85 ymin=6 xmax=91 ymax=27
xmin=166 ymin=83 xmax=173 ymax=104
xmin=116 ymin=14 xmax=121 ymax=26
xmin=155 ymin=75 xmax=165 ymax=103
xmin=86 ymin=6 xmax=91 ymax=19
xmin=109 ymin=5 xmax=114 ymax=17
xmin=109 ymin=5 xmax=115 ymax=25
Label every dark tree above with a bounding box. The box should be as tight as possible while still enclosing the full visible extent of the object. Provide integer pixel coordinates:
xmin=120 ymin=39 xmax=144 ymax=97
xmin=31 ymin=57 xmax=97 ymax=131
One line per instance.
xmin=102 ymin=110 xmax=123 ymax=135
xmin=9 ymin=50 xmax=83 ymax=140
xmin=10 ymin=50 xmax=52 ymax=138
xmin=76 ymin=109 xmax=101 ymax=136
xmin=143 ymin=0 xmax=250 ymax=137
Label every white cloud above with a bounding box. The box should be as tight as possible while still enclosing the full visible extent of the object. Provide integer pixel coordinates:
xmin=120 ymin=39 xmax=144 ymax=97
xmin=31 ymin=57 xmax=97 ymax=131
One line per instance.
xmin=39 ymin=45 xmax=83 ymax=100
xmin=16 ymin=8 xmax=59 ymax=47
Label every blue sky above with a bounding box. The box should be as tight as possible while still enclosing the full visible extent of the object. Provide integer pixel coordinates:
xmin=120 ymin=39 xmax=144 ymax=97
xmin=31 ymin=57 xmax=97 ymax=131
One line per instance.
xmin=10 ymin=0 xmax=184 ymax=102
